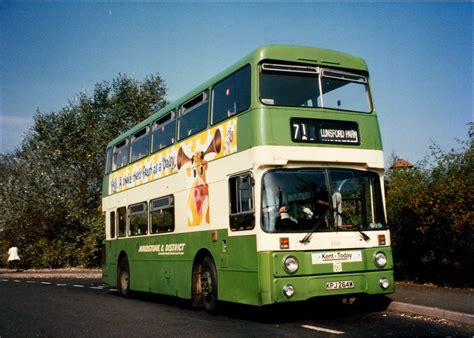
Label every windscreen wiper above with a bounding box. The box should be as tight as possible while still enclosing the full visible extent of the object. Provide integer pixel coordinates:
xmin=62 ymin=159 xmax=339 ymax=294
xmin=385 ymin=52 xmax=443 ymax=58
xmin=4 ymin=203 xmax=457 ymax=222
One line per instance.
xmin=357 ymin=228 xmax=370 ymax=241
xmin=339 ymin=212 xmax=370 ymax=242
xmin=300 ymin=208 xmax=331 ymax=244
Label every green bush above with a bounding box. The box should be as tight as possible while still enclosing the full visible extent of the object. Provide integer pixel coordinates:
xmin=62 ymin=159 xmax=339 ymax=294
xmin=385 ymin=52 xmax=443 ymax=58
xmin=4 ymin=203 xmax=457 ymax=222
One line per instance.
xmin=386 ymin=133 xmax=473 ymax=287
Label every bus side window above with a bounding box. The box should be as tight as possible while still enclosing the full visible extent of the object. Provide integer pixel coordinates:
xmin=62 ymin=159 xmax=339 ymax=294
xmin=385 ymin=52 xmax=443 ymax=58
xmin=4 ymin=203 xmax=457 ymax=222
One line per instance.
xmin=105 ymin=147 xmax=113 ymax=174
xmin=229 ymin=173 xmax=255 ymax=231
xmin=129 ymin=202 xmax=148 ymax=236
xmin=178 ymin=91 xmax=208 ymax=140
xmin=112 ymin=139 xmax=129 ymax=171
xmin=150 ymin=195 xmax=175 ymax=234
xmin=118 ymin=207 xmax=127 ymax=237
xmin=152 ymin=111 xmax=176 ymax=152
xmin=110 ymin=211 xmax=116 ymax=239
xmin=212 ymin=65 xmax=251 ymax=125
xmin=130 ymin=127 xmax=150 ymax=163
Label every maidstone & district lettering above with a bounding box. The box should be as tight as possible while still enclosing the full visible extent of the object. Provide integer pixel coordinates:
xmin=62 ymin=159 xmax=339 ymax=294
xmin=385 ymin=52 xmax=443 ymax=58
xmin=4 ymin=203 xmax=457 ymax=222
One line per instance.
xmin=138 ymin=243 xmax=186 ymax=255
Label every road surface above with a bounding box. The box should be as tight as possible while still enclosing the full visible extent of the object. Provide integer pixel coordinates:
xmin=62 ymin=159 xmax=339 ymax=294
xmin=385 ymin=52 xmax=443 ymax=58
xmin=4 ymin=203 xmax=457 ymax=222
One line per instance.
xmin=0 ymin=277 xmax=471 ymax=337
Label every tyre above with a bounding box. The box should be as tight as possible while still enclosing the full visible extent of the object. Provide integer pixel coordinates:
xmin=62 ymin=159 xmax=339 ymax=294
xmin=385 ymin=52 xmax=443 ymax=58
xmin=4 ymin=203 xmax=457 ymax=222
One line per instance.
xmin=117 ymin=257 xmax=131 ymax=298
xmin=201 ymin=256 xmax=218 ymax=314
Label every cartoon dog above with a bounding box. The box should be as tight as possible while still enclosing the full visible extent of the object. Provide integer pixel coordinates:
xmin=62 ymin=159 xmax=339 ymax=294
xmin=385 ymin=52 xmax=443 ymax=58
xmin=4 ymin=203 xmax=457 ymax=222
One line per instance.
xmin=177 ymin=129 xmax=222 ymax=226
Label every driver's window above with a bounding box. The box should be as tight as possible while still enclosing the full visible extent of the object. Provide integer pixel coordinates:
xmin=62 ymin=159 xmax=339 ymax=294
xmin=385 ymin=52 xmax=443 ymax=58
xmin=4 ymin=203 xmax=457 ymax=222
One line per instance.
xmin=229 ymin=173 xmax=254 ymax=231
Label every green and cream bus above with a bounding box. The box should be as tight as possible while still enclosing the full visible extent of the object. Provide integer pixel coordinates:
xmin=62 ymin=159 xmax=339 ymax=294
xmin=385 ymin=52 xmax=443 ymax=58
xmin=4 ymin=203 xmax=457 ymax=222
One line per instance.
xmin=102 ymin=45 xmax=394 ymax=313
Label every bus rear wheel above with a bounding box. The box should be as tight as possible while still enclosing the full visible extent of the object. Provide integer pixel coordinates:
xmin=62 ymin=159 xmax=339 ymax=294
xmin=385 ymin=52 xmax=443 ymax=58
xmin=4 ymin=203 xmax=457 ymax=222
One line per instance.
xmin=117 ymin=257 xmax=131 ymax=298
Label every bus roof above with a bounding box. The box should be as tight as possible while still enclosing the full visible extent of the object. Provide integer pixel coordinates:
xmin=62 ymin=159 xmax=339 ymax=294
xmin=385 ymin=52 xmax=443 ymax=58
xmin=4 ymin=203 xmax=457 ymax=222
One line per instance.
xmin=106 ymin=45 xmax=368 ymax=149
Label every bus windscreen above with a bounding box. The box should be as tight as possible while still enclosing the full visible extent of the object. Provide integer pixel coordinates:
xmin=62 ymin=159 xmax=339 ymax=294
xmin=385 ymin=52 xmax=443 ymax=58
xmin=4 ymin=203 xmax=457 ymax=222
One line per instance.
xmin=259 ymin=63 xmax=371 ymax=113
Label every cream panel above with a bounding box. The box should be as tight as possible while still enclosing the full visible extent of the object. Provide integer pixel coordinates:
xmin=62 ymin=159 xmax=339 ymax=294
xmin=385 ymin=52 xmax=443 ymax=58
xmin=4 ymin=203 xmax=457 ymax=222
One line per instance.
xmin=103 ymin=145 xmax=385 ymax=240
xmin=255 ymin=230 xmax=391 ymax=252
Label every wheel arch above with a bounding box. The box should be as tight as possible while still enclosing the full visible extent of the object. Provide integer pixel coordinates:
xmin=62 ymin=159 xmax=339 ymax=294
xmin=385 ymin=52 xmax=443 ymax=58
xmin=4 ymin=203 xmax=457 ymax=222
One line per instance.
xmin=117 ymin=250 xmax=129 ymax=268
xmin=192 ymin=248 xmax=214 ymax=268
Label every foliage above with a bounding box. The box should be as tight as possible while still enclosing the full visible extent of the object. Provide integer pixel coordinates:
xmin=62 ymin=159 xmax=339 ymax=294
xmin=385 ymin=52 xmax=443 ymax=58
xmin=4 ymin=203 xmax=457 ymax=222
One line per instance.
xmin=386 ymin=126 xmax=473 ymax=287
xmin=0 ymin=73 xmax=167 ymax=268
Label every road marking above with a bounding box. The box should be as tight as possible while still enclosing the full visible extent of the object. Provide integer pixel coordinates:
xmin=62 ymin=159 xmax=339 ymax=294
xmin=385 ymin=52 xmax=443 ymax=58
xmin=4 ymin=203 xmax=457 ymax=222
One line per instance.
xmin=1 ymin=279 xmax=111 ymax=292
xmin=302 ymin=325 xmax=345 ymax=335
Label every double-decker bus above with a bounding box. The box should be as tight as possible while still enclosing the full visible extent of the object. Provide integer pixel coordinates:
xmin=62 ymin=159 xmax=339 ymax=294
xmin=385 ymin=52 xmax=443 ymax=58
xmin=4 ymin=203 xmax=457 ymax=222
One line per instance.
xmin=102 ymin=45 xmax=393 ymax=313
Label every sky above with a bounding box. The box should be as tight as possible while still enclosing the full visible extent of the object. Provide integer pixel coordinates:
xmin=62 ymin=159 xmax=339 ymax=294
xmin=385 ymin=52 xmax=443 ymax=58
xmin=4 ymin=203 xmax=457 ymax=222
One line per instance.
xmin=0 ymin=1 xmax=472 ymax=166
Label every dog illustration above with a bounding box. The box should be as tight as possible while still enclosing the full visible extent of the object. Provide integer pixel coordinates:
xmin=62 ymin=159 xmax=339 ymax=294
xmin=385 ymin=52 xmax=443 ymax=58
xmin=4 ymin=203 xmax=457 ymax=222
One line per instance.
xmin=177 ymin=129 xmax=222 ymax=226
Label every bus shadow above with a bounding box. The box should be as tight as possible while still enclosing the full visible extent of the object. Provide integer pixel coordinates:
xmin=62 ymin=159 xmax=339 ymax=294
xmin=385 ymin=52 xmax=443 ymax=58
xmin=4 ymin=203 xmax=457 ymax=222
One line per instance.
xmin=111 ymin=290 xmax=392 ymax=324
xmin=218 ymin=295 xmax=392 ymax=324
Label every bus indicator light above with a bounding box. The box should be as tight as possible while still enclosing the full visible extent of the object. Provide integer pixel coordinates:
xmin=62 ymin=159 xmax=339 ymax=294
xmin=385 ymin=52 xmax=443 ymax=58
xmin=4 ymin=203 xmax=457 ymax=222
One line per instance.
xmin=211 ymin=231 xmax=218 ymax=242
xmin=378 ymin=235 xmax=386 ymax=246
xmin=280 ymin=237 xmax=289 ymax=249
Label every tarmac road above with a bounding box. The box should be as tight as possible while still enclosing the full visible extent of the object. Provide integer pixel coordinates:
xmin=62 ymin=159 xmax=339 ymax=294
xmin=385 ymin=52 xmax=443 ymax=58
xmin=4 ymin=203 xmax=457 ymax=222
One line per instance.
xmin=0 ymin=273 xmax=472 ymax=337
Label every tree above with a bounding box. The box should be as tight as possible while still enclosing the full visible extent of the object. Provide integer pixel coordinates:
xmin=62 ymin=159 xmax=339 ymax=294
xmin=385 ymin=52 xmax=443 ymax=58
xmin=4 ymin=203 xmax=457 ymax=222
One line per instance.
xmin=386 ymin=126 xmax=473 ymax=287
xmin=0 ymin=73 xmax=167 ymax=268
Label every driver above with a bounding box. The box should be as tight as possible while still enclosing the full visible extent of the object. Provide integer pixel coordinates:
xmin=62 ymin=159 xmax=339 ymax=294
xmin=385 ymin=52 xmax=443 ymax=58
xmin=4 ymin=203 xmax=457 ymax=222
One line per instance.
xmin=278 ymin=206 xmax=298 ymax=225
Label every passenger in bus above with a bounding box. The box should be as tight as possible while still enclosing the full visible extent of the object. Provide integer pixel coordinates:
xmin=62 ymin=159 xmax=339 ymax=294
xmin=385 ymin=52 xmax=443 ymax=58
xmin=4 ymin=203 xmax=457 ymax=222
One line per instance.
xmin=303 ymin=207 xmax=314 ymax=219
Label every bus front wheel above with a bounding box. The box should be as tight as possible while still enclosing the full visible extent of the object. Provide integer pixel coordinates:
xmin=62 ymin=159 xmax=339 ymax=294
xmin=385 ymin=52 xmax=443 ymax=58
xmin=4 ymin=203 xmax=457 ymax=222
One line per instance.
xmin=117 ymin=257 xmax=131 ymax=298
xmin=200 ymin=256 xmax=218 ymax=314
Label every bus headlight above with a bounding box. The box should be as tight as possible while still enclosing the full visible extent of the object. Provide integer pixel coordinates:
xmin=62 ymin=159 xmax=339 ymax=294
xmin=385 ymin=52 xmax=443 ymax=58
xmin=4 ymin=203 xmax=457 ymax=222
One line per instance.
xmin=374 ymin=252 xmax=387 ymax=268
xmin=282 ymin=284 xmax=295 ymax=298
xmin=283 ymin=256 xmax=299 ymax=274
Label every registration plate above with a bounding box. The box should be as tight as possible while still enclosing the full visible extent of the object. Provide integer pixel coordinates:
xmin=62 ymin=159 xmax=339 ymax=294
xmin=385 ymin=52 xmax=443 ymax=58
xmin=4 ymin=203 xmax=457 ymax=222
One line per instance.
xmin=325 ymin=280 xmax=354 ymax=290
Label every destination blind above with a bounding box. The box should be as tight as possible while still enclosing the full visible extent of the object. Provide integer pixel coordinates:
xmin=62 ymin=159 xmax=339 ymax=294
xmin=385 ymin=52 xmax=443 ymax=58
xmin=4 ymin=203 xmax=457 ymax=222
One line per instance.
xmin=291 ymin=118 xmax=360 ymax=145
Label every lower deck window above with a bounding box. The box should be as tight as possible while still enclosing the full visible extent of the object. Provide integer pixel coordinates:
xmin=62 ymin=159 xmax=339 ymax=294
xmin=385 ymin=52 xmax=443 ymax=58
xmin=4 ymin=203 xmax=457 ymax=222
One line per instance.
xmin=109 ymin=211 xmax=116 ymax=239
xmin=229 ymin=173 xmax=255 ymax=231
xmin=118 ymin=207 xmax=127 ymax=237
xmin=129 ymin=202 xmax=148 ymax=236
xmin=150 ymin=196 xmax=174 ymax=233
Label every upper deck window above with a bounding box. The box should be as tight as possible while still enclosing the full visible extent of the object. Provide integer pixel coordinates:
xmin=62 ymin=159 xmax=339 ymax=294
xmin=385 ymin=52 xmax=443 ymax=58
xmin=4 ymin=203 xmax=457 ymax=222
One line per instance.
xmin=320 ymin=70 xmax=371 ymax=113
xmin=152 ymin=111 xmax=176 ymax=152
xmin=105 ymin=147 xmax=113 ymax=174
xmin=212 ymin=65 xmax=251 ymax=125
xmin=178 ymin=91 xmax=208 ymax=140
xmin=259 ymin=63 xmax=371 ymax=113
xmin=130 ymin=127 xmax=150 ymax=162
xmin=112 ymin=139 xmax=129 ymax=171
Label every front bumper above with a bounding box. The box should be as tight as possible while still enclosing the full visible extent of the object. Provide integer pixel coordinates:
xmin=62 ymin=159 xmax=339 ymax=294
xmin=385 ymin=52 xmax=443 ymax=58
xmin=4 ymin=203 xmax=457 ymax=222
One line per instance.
xmin=272 ymin=270 xmax=394 ymax=303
